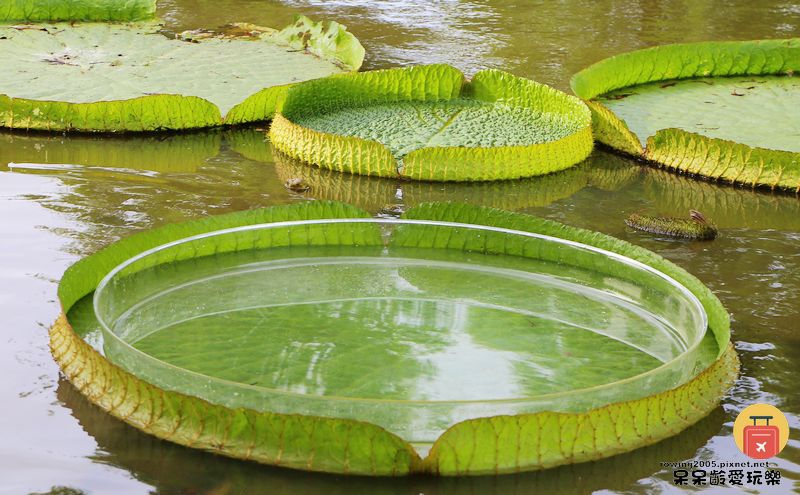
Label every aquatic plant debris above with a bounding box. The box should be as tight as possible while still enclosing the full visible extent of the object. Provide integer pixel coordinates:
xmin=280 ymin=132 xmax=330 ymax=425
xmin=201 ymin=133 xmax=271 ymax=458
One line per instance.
xmin=626 ymin=210 xmax=719 ymax=240
xmin=269 ymin=65 xmax=593 ymax=181
xmin=284 ymin=177 xmax=310 ymax=192
xmin=50 ymin=201 xmax=737 ymax=476
xmin=571 ymin=39 xmax=800 ymax=191
xmin=0 ymin=15 xmax=364 ymax=132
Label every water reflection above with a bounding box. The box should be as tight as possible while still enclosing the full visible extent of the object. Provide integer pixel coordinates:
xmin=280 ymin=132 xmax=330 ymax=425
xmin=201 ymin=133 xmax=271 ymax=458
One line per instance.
xmin=271 ymin=147 xmax=644 ymax=213
xmin=640 ymin=168 xmax=800 ymax=230
xmin=0 ymin=131 xmax=221 ymax=173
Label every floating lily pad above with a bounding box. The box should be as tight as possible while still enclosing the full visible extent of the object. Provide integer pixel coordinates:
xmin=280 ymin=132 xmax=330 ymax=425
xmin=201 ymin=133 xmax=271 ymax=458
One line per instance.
xmin=571 ymin=39 xmax=800 ymax=191
xmin=0 ymin=15 xmax=364 ymax=132
xmin=625 ymin=211 xmax=718 ymax=241
xmin=269 ymin=65 xmax=593 ymax=181
xmin=0 ymin=0 xmax=156 ymax=22
xmin=50 ymin=201 xmax=737 ymax=476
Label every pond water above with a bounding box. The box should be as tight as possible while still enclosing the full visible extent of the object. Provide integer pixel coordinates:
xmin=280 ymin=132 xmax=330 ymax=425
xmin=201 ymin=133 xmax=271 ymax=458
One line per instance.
xmin=1 ymin=1 xmax=798 ymax=494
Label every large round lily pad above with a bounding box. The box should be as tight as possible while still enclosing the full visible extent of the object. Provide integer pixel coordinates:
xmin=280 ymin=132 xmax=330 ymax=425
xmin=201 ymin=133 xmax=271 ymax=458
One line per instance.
xmin=50 ymin=201 xmax=737 ymax=476
xmin=571 ymin=39 xmax=800 ymax=191
xmin=0 ymin=15 xmax=364 ymax=132
xmin=269 ymin=65 xmax=593 ymax=181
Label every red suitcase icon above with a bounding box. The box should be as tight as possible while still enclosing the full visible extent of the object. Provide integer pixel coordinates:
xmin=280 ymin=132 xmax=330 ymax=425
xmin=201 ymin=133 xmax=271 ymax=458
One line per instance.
xmin=744 ymin=416 xmax=780 ymax=459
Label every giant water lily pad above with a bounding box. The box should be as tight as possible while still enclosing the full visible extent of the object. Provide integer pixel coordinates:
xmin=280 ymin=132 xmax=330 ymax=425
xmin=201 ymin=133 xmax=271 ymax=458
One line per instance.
xmin=269 ymin=65 xmax=593 ymax=181
xmin=0 ymin=15 xmax=364 ymax=132
xmin=0 ymin=0 xmax=156 ymax=22
xmin=571 ymin=39 xmax=800 ymax=191
xmin=50 ymin=201 xmax=737 ymax=476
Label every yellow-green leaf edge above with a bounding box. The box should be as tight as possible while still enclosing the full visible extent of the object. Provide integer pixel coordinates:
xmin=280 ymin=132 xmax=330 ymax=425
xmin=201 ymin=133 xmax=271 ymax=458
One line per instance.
xmin=50 ymin=201 xmax=737 ymax=476
xmin=570 ymin=38 xmax=800 ymax=191
xmin=269 ymin=64 xmax=594 ymax=182
xmin=0 ymin=15 xmax=364 ymax=132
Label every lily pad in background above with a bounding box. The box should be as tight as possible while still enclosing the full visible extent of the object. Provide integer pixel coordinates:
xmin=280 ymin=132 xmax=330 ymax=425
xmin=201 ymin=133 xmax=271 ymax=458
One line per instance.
xmin=0 ymin=0 xmax=156 ymax=22
xmin=0 ymin=15 xmax=364 ymax=132
xmin=571 ymin=39 xmax=800 ymax=191
xmin=270 ymin=64 xmax=593 ymax=181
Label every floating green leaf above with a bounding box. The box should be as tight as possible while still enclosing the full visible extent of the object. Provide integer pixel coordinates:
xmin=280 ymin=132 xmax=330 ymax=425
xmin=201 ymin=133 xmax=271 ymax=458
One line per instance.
xmin=571 ymin=39 xmax=800 ymax=191
xmin=270 ymin=65 xmax=593 ymax=181
xmin=625 ymin=211 xmax=718 ymax=240
xmin=50 ymin=200 xmax=736 ymax=476
xmin=0 ymin=0 xmax=156 ymax=22
xmin=0 ymin=16 xmax=364 ymax=132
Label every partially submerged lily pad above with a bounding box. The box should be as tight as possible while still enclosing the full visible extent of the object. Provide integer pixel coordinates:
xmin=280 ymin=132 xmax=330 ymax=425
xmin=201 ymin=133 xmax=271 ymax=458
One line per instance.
xmin=626 ymin=210 xmax=718 ymax=240
xmin=269 ymin=65 xmax=593 ymax=181
xmin=571 ymin=39 xmax=800 ymax=191
xmin=0 ymin=0 xmax=156 ymax=22
xmin=50 ymin=201 xmax=737 ymax=476
xmin=0 ymin=15 xmax=364 ymax=132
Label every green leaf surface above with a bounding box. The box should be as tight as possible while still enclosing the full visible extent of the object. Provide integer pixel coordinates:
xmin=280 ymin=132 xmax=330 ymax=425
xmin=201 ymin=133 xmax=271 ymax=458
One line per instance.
xmin=625 ymin=212 xmax=718 ymax=240
xmin=270 ymin=65 xmax=593 ymax=181
xmin=571 ymin=39 xmax=800 ymax=190
xmin=602 ymin=76 xmax=800 ymax=152
xmin=584 ymin=100 xmax=643 ymax=156
xmin=0 ymin=0 xmax=156 ymax=22
xmin=0 ymin=16 xmax=364 ymax=132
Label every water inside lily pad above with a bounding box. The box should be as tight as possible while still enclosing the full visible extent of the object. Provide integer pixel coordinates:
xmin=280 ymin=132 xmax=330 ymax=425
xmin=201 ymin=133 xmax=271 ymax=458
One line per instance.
xmin=601 ymin=75 xmax=800 ymax=151
xmin=130 ymin=256 xmax=667 ymax=401
xmin=92 ymin=219 xmax=709 ymax=449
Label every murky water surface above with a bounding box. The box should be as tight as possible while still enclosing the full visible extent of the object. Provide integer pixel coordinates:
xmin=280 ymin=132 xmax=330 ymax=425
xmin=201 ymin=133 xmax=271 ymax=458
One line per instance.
xmin=1 ymin=1 xmax=799 ymax=494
